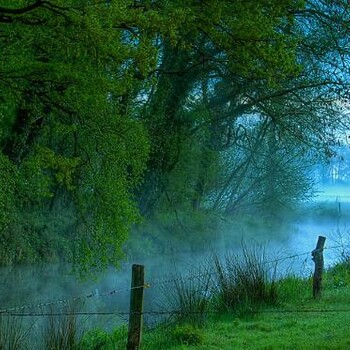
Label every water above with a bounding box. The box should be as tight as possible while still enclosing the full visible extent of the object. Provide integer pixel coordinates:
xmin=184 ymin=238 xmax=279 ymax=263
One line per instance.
xmin=289 ymin=184 xmax=350 ymax=272
xmin=0 ymin=184 xmax=349 ymax=341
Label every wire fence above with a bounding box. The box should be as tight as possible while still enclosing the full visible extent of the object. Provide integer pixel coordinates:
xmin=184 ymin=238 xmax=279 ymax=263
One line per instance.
xmin=3 ymin=307 xmax=350 ymax=318
xmin=0 ymin=241 xmax=349 ymax=319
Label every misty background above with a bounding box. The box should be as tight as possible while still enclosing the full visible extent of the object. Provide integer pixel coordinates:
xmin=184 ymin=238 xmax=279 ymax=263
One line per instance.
xmin=2 ymin=1 xmax=350 ymax=343
xmin=1 ymin=153 xmax=349 ymax=330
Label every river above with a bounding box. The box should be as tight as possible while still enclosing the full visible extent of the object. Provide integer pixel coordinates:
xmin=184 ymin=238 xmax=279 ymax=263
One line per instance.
xmin=0 ymin=184 xmax=349 ymax=343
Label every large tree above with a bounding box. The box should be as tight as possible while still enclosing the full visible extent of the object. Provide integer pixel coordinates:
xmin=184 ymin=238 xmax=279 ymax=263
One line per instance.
xmin=133 ymin=0 xmax=350 ymax=253
xmin=3 ymin=0 xmax=350 ymax=270
xmin=0 ymin=0 xmax=304 ymax=271
xmin=0 ymin=0 xmax=164 ymax=272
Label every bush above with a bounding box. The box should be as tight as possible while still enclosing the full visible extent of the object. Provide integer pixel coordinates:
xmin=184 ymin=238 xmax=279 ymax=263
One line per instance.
xmin=326 ymin=259 xmax=350 ymax=289
xmin=276 ymin=275 xmax=310 ymax=304
xmin=172 ymin=324 xmax=204 ymax=346
xmin=212 ymin=243 xmax=278 ymax=315
xmin=80 ymin=326 xmax=127 ymax=350
xmin=80 ymin=329 xmax=111 ymax=350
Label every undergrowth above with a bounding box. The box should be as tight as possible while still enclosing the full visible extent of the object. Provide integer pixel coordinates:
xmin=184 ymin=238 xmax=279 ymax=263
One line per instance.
xmin=212 ymin=244 xmax=278 ymax=315
xmin=0 ymin=314 xmax=30 ymax=350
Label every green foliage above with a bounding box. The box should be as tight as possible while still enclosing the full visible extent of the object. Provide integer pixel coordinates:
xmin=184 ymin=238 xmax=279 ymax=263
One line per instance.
xmin=2 ymin=0 xmax=349 ymax=274
xmin=0 ymin=153 xmax=17 ymax=232
xmin=325 ymin=259 xmax=350 ymax=289
xmin=276 ymin=275 xmax=311 ymax=305
xmin=138 ymin=257 xmax=350 ymax=349
xmin=129 ymin=208 xmax=220 ymax=259
xmin=212 ymin=245 xmax=278 ymax=315
xmin=171 ymin=324 xmax=204 ymax=346
xmin=80 ymin=329 xmax=112 ymax=350
xmin=80 ymin=326 xmax=127 ymax=350
xmin=0 ymin=0 xmax=159 ymax=272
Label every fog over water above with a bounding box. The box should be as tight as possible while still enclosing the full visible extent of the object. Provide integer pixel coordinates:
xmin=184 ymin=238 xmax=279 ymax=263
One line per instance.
xmin=289 ymin=184 xmax=350 ymax=270
xmin=1 ymin=184 xmax=349 ymax=337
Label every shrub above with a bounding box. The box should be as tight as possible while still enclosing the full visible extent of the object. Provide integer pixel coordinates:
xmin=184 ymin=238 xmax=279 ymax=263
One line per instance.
xmin=80 ymin=329 xmax=111 ymax=350
xmin=276 ymin=275 xmax=310 ymax=304
xmin=172 ymin=324 xmax=204 ymax=346
xmin=79 ymin=326 xmax=127 ymax=350
xmin=326 ymin=259 xmax=350 ymax=289
xmin=212 ymin=243 xmax=278 ymax=315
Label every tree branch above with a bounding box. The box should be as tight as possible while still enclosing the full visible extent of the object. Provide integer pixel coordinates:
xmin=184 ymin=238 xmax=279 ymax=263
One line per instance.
xmin=0 ymin=1 xmax=72 ymax=23
xmin=0 ymin=1 xmax=44 ymax=15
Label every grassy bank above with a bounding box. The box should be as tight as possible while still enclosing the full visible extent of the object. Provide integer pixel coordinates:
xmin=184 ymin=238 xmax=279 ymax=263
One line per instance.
xmin=80 ymin=252 xmax=350 ymax=350
xmin=140 ymin=280 xmax=350 ymax=349
xmin=2 ymin=251 xmax=350 ymax=349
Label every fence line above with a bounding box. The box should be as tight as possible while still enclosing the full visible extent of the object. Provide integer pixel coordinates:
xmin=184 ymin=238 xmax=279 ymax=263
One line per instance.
xmin=1 ymin=313 xmax=163 ymax=318
xmin=146 ymin=250 xmax=313 ymax=288
xmin=3 ymin=307 xmax=350 ymax=319
xmin=0 ymin=243 xmax=347 ymax=316
xmin=0 ymin=284 xmax=150 ymax=315
xmin=146 ymin=243 xmax=346 ymax=288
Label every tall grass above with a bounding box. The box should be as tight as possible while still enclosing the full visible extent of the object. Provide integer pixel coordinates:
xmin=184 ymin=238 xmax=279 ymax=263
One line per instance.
xmin=158 ymin=266 xmax=212 ymax=327
xmin=42 ymin=305 xmax=81 ymax=350
xmin=0 ymin=314 xmax=31 ymax=350
xmin=157 ymin=243 xmax=279 ymax=324
xmin=212 ymin=244 xmax=278 ymax=314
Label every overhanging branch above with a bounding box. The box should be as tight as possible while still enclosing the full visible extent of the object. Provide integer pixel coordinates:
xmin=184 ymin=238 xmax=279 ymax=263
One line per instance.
xmin=0 ymin=1 xmax=43 ymax=15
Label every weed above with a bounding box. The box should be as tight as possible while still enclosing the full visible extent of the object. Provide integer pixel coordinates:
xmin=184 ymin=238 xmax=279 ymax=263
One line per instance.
xmin=42 ymin=305 xmax=80 ymax=350
xmin=158 ymin=266 xmax=212 ymax=327
xmin=79 ymin=325 xmax=127 ymax=350
xmin=212 ymin=243 xmax=278 ymax=315
xmin=171 ymin=324 xmax=204 ymax=346
xmin=0 ymin=314 xmax=31 ymax=350
xmin=276 ymin=275 xmax=310 ymax=304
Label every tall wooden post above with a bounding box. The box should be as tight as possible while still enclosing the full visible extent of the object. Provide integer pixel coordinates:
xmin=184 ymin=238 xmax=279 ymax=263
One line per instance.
xmin=127 ymin=264 xmax=145 ymax=350
xmin=312 ymin=236 xmax=326 ymax=299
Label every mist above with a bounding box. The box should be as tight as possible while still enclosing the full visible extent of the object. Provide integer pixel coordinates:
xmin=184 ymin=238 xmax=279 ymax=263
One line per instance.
xmin=1 ymin=179 xmax=349 ymax=342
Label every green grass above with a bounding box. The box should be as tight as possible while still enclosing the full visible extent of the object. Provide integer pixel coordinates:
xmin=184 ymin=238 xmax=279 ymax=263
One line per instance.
xmin=137 ymin=266 xmax=350 ymax=350
xmin=4 ymin=258 xmax=350 ymax=349
xmin=76 ymin=254 xmax=350 ymax=350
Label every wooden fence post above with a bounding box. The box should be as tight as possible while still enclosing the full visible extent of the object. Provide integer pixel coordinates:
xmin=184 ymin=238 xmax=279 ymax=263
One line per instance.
xmin=127 ymin=264 xmax=145 ymax=350
xmin=312 ymin=236 xmax=326 ymax=299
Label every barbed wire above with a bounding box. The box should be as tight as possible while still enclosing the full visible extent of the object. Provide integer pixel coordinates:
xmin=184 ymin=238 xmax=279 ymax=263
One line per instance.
xmin=0 ymin=241 xmax=348 ymax=316
xmin=146 ymin=243 xmax=347 ymax=288
xmin=1 ymin=312 xmax=150 ymax=318
xmin=324 ymin=244 xmax=348 ymax=251
xmin=0 ymin=284 xmax=149 ymax=315
xmin=3 ymin=307 xmax=350 ymax=318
